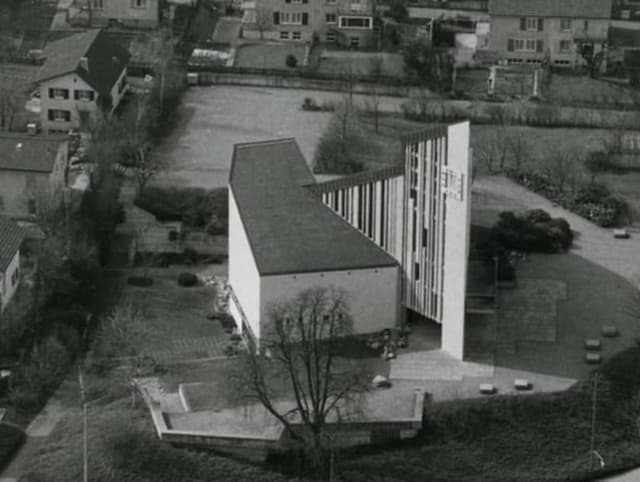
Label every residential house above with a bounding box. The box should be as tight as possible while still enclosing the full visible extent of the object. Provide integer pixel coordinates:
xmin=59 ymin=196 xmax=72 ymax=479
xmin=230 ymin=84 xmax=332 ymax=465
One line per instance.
xmin=487 ymin=0 xmax=612 ymax=68
xmin=73 ymin=0 xmax=160 ymax=29
xmin=607 ymin=26 xmax=640 ymax=78
xmin=36 ymin=29 xmax=130 ymax=134
xmin=612 ymin=0 xmax=640 ymax=28
xmin=242 ymin=0 xmax=377 ymax=48
xmin=0 ymin=217 xmax=26 ymax=313
xmin=0 ymin=134 xmax=69 ymax=219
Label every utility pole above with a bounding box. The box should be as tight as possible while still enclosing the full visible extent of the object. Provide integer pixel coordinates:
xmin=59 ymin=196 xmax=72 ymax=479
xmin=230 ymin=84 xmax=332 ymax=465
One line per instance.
xmin=589 ymin=372 xmax=599 ymax=472
xmin=78 ymin=363 xmax=88 ymax=482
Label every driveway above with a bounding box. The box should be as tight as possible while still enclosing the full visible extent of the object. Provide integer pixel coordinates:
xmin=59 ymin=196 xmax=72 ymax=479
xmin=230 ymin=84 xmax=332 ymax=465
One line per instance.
xmin=473 ymin=175 xmax=640 ymax=283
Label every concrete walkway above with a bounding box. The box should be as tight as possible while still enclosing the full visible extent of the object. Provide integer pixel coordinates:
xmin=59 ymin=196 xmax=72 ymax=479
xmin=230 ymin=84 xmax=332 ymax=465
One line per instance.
xmin=0 ymin=378 xmax=80 ymax=480
xmin=473 ymin=175 xmax=640 ymax=283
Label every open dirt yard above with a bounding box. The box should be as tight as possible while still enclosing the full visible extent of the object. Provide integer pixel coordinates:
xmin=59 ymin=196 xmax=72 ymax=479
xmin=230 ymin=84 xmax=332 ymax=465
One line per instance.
xmin=151 ymin=85 xmax=408 ymax=189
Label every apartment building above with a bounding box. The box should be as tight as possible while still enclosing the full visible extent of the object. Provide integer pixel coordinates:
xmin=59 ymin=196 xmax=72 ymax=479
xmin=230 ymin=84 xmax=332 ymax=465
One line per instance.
xmin=488 ymin=0 xmax=611 ymax=68
xmin=242 ymin=0 xmax=376 ymax=47
xmin=228 ymin=122 xmax=471 ymax=359
xmin=36 ymin=29 xmax=130 ymax=134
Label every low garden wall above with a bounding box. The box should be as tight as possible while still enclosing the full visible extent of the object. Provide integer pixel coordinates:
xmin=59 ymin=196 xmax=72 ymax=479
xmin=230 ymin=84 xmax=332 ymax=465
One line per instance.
xmin=193 ymin=71 xmax=428 ymax=98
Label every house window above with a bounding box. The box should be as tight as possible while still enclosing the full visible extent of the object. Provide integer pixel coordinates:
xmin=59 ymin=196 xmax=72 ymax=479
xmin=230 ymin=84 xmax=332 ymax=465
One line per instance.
xmin=560 ymin=18 xmax=571 ymax=31
xmin=48 ymin=109 xmax=71 ymax=122
xmin=132 ymin=0 xmax=147 ymax=8
xmin=281 ymin=11 xmax=305 ymax=25
xmin=584 ymin=20 xmax=589 ymax=31
xmin=292 ymin=31 xmax=301 ymax=40
xmin=511 ymin=38 xmax=540 ymax=52
xmin=74 ymin=90 xmax=95 ymax=101
xmin=415 ymin=263 xmax=420 ymax=280
xmin=339 ymin=16 xmax=371 ymax=29
xmin=28 ymin=199 xmax=36 ymax=215
xmin=350 ymin=36 xmax=360 ymax=47
xmin=559 ymin=39 xmax=572 ymax=53
xmin=326 ymin=12 xmax=337 ymax=23
xmin=326 ymin=0 xmax=336 ymax=3
xmin=92 ymin=0 xmax=104 ymax=8
xmin=525 ymin=17 xmax=539 ymax=31
xmin=280 ymin=30 xmax=290 ymax=39
xmin=49 ymin=88 xmax=69 ymax=99
xmin=350 ymin=0 xmax=361 ymax=11
xmin=327 ymin=31 xmax=336 ymax=41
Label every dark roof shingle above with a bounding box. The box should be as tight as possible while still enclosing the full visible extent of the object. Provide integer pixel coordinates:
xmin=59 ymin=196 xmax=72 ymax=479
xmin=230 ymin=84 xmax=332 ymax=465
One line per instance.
xmin=489 ymin=0 xmax=612 ymax=18
xmin=37 ymin=29 xmax=130 ymax=96
xmin=229 ymin=139 xmax=398 ymax=276
xmin=0 ymin=217 xmax=25 ymax=274
xmin=0 ymin=134 xmax=67 ymax=173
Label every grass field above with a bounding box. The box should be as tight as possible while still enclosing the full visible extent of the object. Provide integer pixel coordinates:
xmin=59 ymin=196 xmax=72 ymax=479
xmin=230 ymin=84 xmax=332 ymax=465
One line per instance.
xmin=120 ymin=264 xmax=226 ymax=357
xmin=234 ymin=43 xmax=306 ymax=69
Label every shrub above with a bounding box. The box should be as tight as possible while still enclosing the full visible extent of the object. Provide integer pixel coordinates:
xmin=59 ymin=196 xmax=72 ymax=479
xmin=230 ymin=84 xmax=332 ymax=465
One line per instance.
xmin=134 ymin=187 xmax=228 ymax=235
xmin=285 ymin=54 xmax=298 ymax=68
xmin=491 ymin=210 xmax=573 ymax=254
xmin=177 ymin=272 xmax=198 ymax=287
xmin=0 ymin=423 xmax=26 ymax=472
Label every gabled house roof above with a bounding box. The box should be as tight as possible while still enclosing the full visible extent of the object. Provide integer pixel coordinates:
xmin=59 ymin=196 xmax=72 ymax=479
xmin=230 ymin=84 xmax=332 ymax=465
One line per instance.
xmin=36 ymin=29 xmax=130 ymax=96
xmin=229 ymin=139 xmax=399 ymax=276
xmin=488 ymin=0 xmax=612 ymax=18
xmin=0 ymin=134 xmax=67 ymax=174
xmin=0 ymin=216 xmax=25 ymax=274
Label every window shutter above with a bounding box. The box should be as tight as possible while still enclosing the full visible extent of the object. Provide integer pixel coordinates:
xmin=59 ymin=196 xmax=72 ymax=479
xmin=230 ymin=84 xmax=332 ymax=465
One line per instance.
xmin=507 ymin=38 xmax=514 ymax=52
xmin=273 ymin=11 xmax=279 ymax=24
xmin=537 ymin=18 xmax=544 ymax=31
xmin=536 ymin=39 xmax=543 ymax=52
xmin=74 ymin=90 xmax=80 ymax=100
xmin=302 ymin=12 xmax=308 ymax=25
xmin=64 ymin=111 xmax=71 ymax=121
xmin=49 ymin=88 xmax=54 ymax=99
xmin=520 ymin=18 xmax=526 ymax=30
xmin=48 ymin=109 xmax=54 ymax=121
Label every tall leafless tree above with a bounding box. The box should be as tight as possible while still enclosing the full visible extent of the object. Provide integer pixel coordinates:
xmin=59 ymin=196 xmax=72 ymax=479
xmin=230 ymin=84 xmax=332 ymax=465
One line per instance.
xmin=232 ymin=286 xmax=367 ymax=473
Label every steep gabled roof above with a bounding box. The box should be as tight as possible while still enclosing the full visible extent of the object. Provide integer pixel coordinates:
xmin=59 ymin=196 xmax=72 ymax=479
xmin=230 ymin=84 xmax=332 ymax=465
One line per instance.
xmin=0 ymin=217 xmax=25 ymax=274
xmin=0 ymin=134 xmax=67 ymax=173
xmin=489 ymin=0 xmax=612 ymax=18
xmin=229 ymin=139 xmax=398 ymax=276
xmin=37 ymin=29 xmax=130 ymax=96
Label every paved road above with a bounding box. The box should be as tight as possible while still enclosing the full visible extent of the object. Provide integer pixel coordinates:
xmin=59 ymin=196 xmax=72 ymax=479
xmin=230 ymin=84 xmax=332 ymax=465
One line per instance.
xmin=473 ymin=175 xmax=640 ymax=283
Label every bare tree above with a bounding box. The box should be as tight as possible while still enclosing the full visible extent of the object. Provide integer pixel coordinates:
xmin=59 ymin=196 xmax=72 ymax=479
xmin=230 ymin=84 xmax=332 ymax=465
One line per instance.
xmin=314 ymin=100 xmax=365 ymax=174
xmin=366 ymin=92 xmax=382 ymax=134
xmin=232 ymin=287 xmax=367 ymax=473
xmin=505 ymin=131 xmax=531 ymax=172
xmin=542 ymin=147 xmax=583 ymax=193
xmin=254 ymin=7 xmax=272 ymax=41
xmin=474 ymin=129 xmax=509 ymax=174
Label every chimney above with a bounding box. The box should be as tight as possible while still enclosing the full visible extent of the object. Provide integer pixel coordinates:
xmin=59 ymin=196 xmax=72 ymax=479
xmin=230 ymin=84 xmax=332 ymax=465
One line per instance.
xmin=80 ymin=56 xmax=89 ymax=72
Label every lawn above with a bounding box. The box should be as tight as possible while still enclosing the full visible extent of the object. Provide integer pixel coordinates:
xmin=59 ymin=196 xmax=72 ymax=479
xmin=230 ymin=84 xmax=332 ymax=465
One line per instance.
xmin=312 ymin=50 xmax=405 ymax=78
xmin=119 ymin=264 xmax=227 ymax=358
xmin=23 ymin=398 xmax=310 ymax=482
xmin=545 ymin=73 xmax=640 ymax=107
xmin=234 ymin=43 xmax=307 ymax=70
